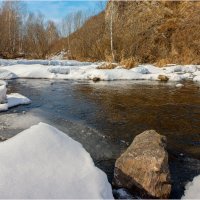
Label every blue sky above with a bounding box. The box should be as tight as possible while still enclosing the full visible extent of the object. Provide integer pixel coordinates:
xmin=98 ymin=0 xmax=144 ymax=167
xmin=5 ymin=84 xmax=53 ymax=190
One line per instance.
xmin=25 ymin=1 xmax=106 ymax=23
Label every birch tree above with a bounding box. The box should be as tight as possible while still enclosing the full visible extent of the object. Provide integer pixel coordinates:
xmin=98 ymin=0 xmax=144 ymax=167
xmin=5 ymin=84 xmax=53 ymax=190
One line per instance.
xmin=62 ymin=13 xmax=73 ymax=54
xmin=110 ymin=0 xmax=115 ymax=62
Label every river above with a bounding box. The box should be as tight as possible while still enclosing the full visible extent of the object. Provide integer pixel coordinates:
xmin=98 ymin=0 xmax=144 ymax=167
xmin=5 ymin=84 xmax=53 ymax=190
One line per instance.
xmin=0 ymin=79 xmax=200 ymax=198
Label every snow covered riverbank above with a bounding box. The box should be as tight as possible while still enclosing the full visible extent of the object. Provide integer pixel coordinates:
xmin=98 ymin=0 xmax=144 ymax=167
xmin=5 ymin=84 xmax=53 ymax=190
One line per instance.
xmin=0 ymin=122 xmax=113 ymax=199
xmin=0 ymin=59 xmax=200 ymax=82
xmin=0 ymin=80 xmax=31 ymax=112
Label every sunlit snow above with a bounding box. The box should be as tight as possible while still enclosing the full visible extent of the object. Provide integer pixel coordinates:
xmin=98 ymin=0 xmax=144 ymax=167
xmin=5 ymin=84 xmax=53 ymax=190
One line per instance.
xmin=0 ymin=59 xmax=199 ymax=82
xmin=0 ymin=122 xmax=113 ymax=199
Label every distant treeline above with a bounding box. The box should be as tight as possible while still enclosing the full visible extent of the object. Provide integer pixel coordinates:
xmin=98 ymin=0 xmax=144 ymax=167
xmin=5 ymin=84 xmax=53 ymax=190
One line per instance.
xmin=51 ymin=1 xmax=200 ymax=66
xmin=0 ymin=1 xmax=58 ymax=58
xmin=0 ymin=1 xmax=100 ymax=59
xmin=1 ymin=1 xmax=199 ymax=66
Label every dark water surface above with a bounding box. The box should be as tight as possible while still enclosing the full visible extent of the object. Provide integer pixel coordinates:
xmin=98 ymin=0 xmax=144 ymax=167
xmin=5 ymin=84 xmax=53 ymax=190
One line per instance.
xmin=0 ymin=79 xmax=200 ymax=198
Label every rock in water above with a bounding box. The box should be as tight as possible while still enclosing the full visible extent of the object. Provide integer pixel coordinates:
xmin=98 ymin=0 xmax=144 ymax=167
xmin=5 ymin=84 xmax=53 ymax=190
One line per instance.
xmin=158 ymin=75 xmax=169 ymax=81
xmin=113 ymin=130 xmax=171 ymax=199
xmin=92 ymin=77 xmax=101 ymax=82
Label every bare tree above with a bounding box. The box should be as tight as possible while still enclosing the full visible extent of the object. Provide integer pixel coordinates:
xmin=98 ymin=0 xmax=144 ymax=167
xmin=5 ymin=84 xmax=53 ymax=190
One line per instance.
xmin=0 ymin=1 xmax=27 ymax=57
xmin=46 ymin=21 xmax=59 ymax=45
xmin=62 ymin=13 xmax=73 ymax=53
xmin=110 ymin=0 xmax=115 ymax=62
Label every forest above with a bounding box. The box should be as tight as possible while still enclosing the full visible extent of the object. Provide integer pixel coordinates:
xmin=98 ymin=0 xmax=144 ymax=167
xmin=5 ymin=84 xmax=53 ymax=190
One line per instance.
xmin=0 ymin=1 xmax=94 ymax=59
xmin=0 ymin=1 xmax=200 ymax=66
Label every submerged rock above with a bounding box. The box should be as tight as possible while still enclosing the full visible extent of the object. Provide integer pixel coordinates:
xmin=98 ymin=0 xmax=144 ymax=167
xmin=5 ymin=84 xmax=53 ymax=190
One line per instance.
xmin=92 ymin=77 xmax=101 ymax=82
xmin=158 ymin=75 xmax=169 ymax=81
xmin=113 ymin=130 xmax=171 ymax=199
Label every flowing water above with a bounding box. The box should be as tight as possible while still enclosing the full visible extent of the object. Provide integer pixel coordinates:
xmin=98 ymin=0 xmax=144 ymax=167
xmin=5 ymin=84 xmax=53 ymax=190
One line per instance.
xmin=0 ymin=79 xmax=200 ymax=198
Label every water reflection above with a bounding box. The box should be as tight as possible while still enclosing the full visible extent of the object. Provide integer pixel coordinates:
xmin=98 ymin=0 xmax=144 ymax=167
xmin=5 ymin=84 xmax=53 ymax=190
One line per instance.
xmin=73 ymin=81 xmax=200 ymax=158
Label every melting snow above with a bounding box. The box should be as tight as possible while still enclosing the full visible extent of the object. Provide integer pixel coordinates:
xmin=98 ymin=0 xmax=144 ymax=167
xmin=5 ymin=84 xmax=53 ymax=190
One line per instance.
xmin=0 ymin=93 xmax=31 ymax=112
xmin=0 ymin=59 xmax=199 ymax=82
xmin=0 ymin=81 xmax=31 ymax=112
xmin=0 ymin=122 xmax=113 ymax=199
xmin=182 ymin=175 xmax=200 ymax=199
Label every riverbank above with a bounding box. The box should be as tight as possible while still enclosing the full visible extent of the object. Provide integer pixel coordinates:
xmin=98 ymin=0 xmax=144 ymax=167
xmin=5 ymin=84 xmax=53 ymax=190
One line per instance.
xmin=0 ymin=59 xmax=200 ymax=82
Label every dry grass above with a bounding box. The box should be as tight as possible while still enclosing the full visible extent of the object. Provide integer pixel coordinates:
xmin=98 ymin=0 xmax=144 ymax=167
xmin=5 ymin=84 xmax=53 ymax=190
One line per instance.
xmin=53 ymin=1 xmax=200 ymax=66
xmin=120 ymin=58 xmax=139 ymax=69
xmin=97 ymin=63 xmax=118 ymax=69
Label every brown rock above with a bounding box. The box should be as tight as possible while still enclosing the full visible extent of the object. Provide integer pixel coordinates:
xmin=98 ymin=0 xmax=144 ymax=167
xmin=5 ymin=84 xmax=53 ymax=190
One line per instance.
xmin=0 ymin=136 xmax=6 ymax=142
xmin=97 ymin=63 xmax=118 ymax=69
xmin=92 ymin=77 xmax=101 ymax=82
xmin=113 ymin=130 xmax=171 ymax=199
xmin=158 ymin=75 xmax=169 ymax=81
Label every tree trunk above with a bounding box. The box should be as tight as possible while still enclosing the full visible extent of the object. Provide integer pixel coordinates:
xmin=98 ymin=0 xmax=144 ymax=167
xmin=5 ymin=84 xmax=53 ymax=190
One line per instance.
xmin=110 ymin=0 xmax=115 ymax=62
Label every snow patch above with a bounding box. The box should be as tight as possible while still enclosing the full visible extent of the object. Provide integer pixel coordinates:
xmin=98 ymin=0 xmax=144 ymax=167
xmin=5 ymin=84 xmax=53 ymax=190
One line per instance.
xmin=7 ymin=93 xmax=31 ymax=108
xmin=194 ymin=75 xmax=200 ymax=82
xmin=48 ymin=66 xmax=70 ymax=74
xmin=130 ymin=66 xmax=150 ymax=74
xmin=0 ymin=59 xmax=92 ymax=67
xmin=0 ymin=85 xmax=7 ymax=104
xmin=176 ymin=83 xmax=184 ymax=88
xmin=113 ymin=188 xmax=134 ymax=199
xmin=0 ymin=122 xmax=113 ymax=199
xmin=182 ymin=175 xmax=200 ymax=199
xmin=0 ymin=69 xmax=17 ymax=79
xmin=0 ymin=93 xmax=31 ymax=112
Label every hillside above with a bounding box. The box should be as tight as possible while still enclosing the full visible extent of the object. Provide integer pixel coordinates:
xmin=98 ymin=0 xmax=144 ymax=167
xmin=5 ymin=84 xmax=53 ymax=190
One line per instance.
xmin=55 ymin=1 xmax=200 ymax=67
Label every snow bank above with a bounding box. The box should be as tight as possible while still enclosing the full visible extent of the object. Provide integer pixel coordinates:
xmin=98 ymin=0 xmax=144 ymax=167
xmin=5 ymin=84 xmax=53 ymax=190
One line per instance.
xmin=163 ymin=65 xmax=198 ymax=74
xmin=0 ymin=93 xmax=31 ymax=112
xmin=0 ymin=69 xmax=17 ymax=79
xmin=48 ymin=66 xmax=70 ymax=74
xmin=182 ymin=175 xmax=200 ymax=199
xmin=0 ymin=123 xmax=113 ymax=199
xmin=7 ymin=93 xmax=31 ymax=108
xmin=0 ymin=80 xmax=31 ymax=112
xmin=194 ymin=75 xmax=200 ymax=82
xmin=0 ymin=59 xmax=91 ymax=67
xmin=0 ymin=60 xmax=200 ymax=82
xmin=0 ymin=84 xmax=7 ymax=104
xmin=0 ymin=80 xmax=7 ymax=86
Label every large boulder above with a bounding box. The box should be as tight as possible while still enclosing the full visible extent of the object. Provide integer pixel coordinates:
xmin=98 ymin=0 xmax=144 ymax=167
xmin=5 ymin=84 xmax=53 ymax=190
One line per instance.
xmin=113 ymin=130 xmax=171 ymax=199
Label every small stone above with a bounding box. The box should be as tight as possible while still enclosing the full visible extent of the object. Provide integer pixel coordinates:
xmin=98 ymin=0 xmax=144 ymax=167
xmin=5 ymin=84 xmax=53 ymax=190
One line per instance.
xmin=0 ymin=136 xmax=6 ymax=142
xmin=92 ymin=77 xmax=100 ymax=82
xmin=158 ymin=75 xmax=169 ymax=81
